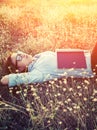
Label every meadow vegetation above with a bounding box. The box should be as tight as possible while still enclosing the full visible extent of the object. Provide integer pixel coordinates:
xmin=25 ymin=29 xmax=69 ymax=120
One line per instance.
xmin=0 ymin=0 xmax=97 ymax=130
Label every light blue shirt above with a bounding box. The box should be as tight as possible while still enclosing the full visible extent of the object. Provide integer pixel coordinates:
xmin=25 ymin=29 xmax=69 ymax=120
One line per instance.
xmin=8 ymin=51 xmax=93 ymax=87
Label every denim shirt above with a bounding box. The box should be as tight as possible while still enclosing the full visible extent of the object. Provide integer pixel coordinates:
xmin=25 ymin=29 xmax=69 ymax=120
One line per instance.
xmin=8 ymin=51 xmax=93 ymax=87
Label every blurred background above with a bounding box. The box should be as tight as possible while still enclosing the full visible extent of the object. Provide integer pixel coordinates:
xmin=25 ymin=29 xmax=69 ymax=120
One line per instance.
xmin=0 ymin=0 xmax=97 ymax=69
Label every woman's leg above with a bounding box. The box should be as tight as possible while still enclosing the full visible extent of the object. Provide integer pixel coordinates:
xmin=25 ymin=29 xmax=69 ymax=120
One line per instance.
xmin=91 ymin=42 xmax=97 ymax=75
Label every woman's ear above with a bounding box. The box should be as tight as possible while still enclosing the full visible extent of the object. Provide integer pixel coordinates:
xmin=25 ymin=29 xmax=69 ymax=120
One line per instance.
xmin=18 ymin=66 xmax=25 ymax=72
xmin=18 ymin=66 xmax=28 ymax=72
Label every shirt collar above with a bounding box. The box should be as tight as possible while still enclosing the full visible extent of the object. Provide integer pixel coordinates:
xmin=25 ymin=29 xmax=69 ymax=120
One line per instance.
xmin=28 ymin=61 xmax=34 ymax=72
xmin=28 ymin=56 xmax=39 ymax=72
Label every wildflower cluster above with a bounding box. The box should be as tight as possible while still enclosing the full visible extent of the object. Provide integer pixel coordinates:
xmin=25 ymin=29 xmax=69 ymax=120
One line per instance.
xmin=2 ymin=76 xmax=95 ymax=130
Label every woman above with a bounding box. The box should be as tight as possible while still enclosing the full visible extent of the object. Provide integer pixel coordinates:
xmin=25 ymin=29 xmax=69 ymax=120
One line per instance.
xmin=1 ymin=43 xmax=97 ymax=87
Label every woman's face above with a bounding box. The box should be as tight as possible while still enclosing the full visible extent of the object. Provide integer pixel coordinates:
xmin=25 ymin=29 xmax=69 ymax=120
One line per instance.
xmin=11 ymin=51 xmax=33 ymax=72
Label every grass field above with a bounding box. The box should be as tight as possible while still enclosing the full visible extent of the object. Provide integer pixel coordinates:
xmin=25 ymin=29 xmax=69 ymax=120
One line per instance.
xmin=0 ymin=0 xmax=97 ymax=130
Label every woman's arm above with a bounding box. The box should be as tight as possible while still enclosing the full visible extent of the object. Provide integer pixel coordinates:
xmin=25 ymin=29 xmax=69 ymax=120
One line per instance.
xmin=1 ymin=69 xmax=43 ymax=87
xmin=1 ymin=75 xmax=9 ymax=85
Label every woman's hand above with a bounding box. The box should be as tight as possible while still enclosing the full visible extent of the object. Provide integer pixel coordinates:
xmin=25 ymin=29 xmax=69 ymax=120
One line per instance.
xmin=1 ymin=75 xmax=9 ymax=85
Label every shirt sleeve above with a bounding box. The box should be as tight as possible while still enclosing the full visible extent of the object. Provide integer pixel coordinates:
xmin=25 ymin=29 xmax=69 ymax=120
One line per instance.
xmin=8 ymin=69 xmax=43 ymax=87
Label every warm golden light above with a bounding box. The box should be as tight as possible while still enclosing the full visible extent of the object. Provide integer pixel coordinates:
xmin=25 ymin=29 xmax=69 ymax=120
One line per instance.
xmin=1 ymin=0 xmax=97 ymax=23
xmin=0 ymin=0 xmax=97 ymax=49
xmin=19 ymin=0 xmax=97 ymax=23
